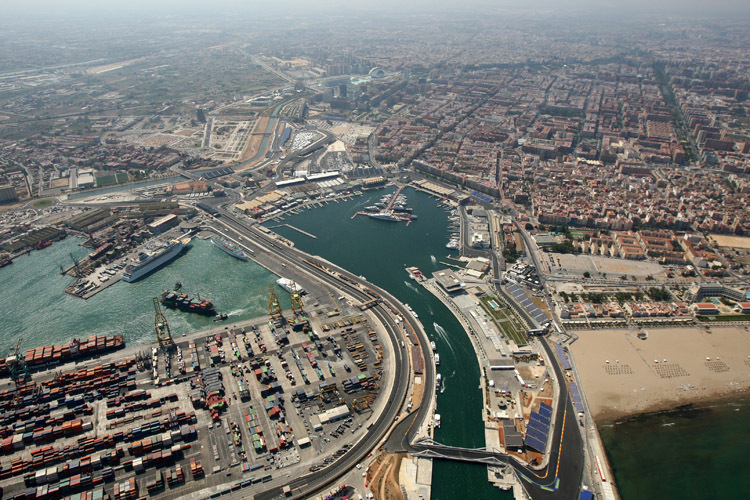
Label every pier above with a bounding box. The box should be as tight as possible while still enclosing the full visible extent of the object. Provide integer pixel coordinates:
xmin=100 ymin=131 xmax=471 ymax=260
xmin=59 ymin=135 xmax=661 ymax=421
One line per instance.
xmin=268 ymin=223 xmax=317 ymax=239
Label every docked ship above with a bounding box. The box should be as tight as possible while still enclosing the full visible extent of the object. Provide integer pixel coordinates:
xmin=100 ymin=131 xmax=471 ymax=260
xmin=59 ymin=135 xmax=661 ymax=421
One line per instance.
xmin=435 ymin=353 xmax=440 ymax=366
xmin=446 ymin=239 xmax=459 ymax=250
xmin=0 ymin=335 xmax=125 ymax=375
xmin=368 ymin=211 xmax=400 ymax=222
xmin=211 ymin=237 xmax=248 ymax=261
xmin=434 ymin=414 xmax=441 ymax=428
xmin=436 ymin=373 xmax=442 ymax=388
xmin=277 ymin=277 xmax=305 ymax=295
xmin=430 ymin=341 xmax=437 ymax=351
xmin=160 ymin=290 xmax=215 ymax=316
xmin=122 ymin=239 xmax=187 ymax=283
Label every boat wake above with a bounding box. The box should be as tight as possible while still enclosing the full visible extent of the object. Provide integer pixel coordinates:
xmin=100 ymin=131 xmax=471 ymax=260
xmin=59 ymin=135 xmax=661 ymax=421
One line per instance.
xmin=226 ymin=308 xmax=245 ymax=316
xmin=430 ymin=255 xmax=437 ymax=266
xmin=403 ymin=281 xmax=421 ymax=294
xmin=440 ymin=370 xmax=456 ymax=394
xmin=427 ymin=305 xmax=434 ymax=316
xmin=432 ymin=322 xmax=456 ymax=357
xmin=662 ymin=422 xmax=675 ymax=427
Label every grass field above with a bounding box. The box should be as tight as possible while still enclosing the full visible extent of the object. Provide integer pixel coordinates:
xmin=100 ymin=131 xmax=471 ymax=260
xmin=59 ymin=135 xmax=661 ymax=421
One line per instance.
xmin=480 ymin=296 xmax=529 ymax=345
xmin=32 ymin=199 xmax=53 ymax=208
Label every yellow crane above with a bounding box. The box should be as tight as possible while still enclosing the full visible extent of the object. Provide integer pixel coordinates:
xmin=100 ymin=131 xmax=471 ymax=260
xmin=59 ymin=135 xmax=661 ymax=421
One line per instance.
xmin=153 ymin=297 xmax=174 ymax=349
xmin=268 ymin=283 xmax=283 ymax=320
xmin=290 ymin=281 xmax=304 ymax=315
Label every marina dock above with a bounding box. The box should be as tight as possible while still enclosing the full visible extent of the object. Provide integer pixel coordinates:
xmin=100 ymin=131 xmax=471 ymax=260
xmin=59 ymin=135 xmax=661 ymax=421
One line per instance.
xmin=268 ymin=223 xmax=317 ymax=239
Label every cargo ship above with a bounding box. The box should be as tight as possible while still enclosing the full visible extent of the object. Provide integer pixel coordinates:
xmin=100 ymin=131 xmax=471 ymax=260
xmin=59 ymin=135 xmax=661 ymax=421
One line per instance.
xmin=122 ymin=239 xmax=187 ymax=283
xmin=0 ymin=335 xmax=125 ymax=375
xmin=276 ymin=277 xmax=305 ymax=295
xmin=211 ymin=237 xmax=248 ymax=261
xmin=160 ymin=290 xmax=215 ymax=316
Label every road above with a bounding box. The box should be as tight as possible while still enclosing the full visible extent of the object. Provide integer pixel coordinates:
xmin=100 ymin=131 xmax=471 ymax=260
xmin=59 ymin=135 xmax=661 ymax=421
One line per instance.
xmin=385 ymin=336 xmax=584 ymax=500
xmin=198 ymin=200 xmax=582 ymax=499
xmin=200 ymin=207 xmax=435 ymax=500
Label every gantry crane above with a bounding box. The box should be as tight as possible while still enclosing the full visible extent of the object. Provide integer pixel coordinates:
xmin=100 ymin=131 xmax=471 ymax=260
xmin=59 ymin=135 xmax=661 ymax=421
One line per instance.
xmin=153 ymin=297 xmax=174 ymax=349
xmin=8 ymin=339 xmax=30 ymax=385
xmin=268 ymin=283 xmax=283 ymax=321
xmin=290 ymin=281 xmax=304 ymax=315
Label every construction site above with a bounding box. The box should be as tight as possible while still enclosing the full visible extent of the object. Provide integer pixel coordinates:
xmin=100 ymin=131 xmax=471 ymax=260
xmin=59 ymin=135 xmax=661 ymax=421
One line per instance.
xmin=0 ymin=280 xmax=392 ymax=500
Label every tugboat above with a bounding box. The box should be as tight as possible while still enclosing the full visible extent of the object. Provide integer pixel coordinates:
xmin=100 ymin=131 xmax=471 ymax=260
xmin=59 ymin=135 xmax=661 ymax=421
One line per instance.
xmin=174 ymin=281 xmax=182 ymax=291
xmin=160 ymin=290 xmax=215 ymax=316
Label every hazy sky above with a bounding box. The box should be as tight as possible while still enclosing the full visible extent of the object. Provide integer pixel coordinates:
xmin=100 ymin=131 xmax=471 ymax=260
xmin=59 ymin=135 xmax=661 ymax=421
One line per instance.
xmin=2 ymin=0 xmax=750 ymax=19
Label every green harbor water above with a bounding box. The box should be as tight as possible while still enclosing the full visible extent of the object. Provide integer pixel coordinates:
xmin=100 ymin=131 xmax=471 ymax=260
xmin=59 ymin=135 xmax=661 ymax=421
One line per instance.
xmin=0 ymin=236 xmax=289 ymax=354
xmin=599 ymin=397 xmax=750 ymax=499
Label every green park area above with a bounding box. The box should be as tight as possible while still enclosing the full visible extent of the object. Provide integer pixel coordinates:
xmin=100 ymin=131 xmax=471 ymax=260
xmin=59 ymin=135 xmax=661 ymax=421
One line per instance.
xmin=480 ymin=296 xmax=529 ymax=346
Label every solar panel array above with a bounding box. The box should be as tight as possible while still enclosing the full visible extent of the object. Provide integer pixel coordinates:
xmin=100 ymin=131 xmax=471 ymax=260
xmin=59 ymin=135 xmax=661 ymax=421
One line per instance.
xmin=505 ymin=283 xmax=548 ymax=325
xmin=569 ymin=382 xmax=585 ymax=412
xmin=202 ymin=167 xmax=235 ymax=179
xmin=524 ymin=404 xmax=552 ymax=452
xmin=555 ymin=343 xmax=572 ymax=370
xmin=471 ymin=191 xmax=493 ymax=203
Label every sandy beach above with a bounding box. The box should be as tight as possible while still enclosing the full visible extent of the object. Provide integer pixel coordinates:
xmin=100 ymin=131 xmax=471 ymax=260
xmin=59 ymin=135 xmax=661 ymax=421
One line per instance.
xmin=569 ymin=326 xmax=750 ymax=421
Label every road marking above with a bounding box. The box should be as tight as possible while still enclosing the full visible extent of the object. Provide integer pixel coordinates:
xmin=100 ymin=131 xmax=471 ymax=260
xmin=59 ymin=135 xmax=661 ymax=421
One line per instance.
xmin=555 ymin=408 xmax=567 ymax=479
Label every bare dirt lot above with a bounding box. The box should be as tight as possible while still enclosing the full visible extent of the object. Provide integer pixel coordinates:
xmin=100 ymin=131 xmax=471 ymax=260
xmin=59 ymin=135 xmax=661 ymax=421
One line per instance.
xmin=710 ymin=234 xmax=750 ymax=249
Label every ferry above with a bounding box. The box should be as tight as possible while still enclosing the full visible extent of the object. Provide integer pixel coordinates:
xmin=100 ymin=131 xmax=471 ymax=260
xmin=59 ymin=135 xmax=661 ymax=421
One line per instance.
xmin=211 ymin=237 xmax=248 ymax=261
xmin=122 ymin=239 xmax=187 ymax=282
xmin=277 ymin=277 xmax=306 ymax=295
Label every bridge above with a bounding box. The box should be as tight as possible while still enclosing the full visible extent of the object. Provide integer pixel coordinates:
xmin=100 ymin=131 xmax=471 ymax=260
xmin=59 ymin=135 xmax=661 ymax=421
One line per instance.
xmin=410 ymin=438 xmax=511 ymax=466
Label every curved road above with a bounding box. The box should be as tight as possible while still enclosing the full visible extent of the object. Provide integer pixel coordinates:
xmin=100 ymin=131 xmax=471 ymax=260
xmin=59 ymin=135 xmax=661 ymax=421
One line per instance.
xmin=208 ymin=208 xmax=435 ymax=500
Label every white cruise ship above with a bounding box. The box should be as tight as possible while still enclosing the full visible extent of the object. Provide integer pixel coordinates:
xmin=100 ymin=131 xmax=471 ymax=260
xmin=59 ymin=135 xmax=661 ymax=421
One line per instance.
xmin=276 ymin=277 xmax=305 ymax=295
xmin=122 ymin=239 xmax=187 ymax=283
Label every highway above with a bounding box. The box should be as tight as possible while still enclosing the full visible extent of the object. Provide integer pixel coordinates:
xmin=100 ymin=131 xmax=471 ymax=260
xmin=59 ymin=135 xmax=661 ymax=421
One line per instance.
xmin=205 ymin=207 xmax=435 ymax=500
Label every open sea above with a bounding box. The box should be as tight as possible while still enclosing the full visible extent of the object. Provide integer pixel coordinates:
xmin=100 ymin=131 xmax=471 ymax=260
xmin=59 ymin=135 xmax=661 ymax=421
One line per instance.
xmin=599 ymin=396 xmax=750 ymax=499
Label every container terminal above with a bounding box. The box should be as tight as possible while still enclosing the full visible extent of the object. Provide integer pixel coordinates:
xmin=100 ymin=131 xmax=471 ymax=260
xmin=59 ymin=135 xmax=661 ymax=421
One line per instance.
xmin=0 ymin=283 xmax=395 ymax=500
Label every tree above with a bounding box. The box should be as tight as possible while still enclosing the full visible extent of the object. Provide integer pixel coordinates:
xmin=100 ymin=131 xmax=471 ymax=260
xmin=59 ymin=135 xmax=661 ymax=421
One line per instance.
xmin=524 ymin=223 xmax=534 ymax=231
xmin=583 ymin=271 xmax=591 ymax=278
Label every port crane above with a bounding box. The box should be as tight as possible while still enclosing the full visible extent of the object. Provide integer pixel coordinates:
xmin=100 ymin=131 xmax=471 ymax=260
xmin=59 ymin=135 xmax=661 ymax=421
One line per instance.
xmin=268 ymin=283 xmax=283 ymax=321
xmin=290 ymin=281 xmax=304 ymax=315
xmin=153 ymin=297 xmax=174 ymax=349
xmin=7 ymin=338 xmax=30 ymax=384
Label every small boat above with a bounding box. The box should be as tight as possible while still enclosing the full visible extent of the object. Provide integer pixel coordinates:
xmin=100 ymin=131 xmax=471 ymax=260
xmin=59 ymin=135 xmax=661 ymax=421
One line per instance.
xmin=435 ymin=353 xmax=440 ymax=366
xmin=430 ymin=341 xmax=437 ymax=351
